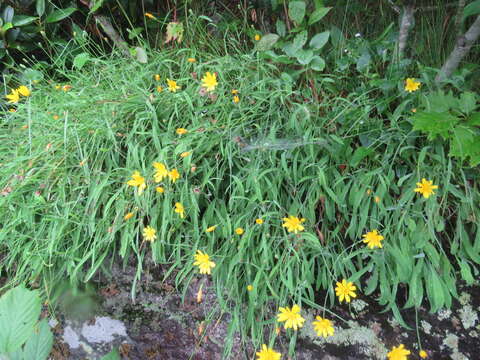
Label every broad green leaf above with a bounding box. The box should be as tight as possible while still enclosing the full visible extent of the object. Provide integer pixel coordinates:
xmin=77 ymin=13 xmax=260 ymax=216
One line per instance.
xmin=73 ymin=52 xmax=90 ymax=70
xmin=412 ymin=111 xmax=459 ymax=140
xmin=36 ymin=0 xmax=45 ymax=17
xmin=309 ymin=31 xmax=330 ymax=49
xmin=288 ymin=1 xmax=306 ymax=24
xmin=310 ymin=56 xmax=325 ymax=71
xmin=459 ymin=260 xmax=475 ymax=285
xmin=275 ymin=20 xmax=286 ymax=37
xmin=3 ymin=6 xmax=14 ymax=23
xmin=356 ymin=52 xmax=371 ymax=71
xmin=350 ymin=146 xmax=373 ymax=167
xmin=425 ymin=90 xmax=459 ymax=112
xmin=467 ymin=112 xmax=480 ymax=126
xmin=100 ymin=348 xmax=121 ymax=360
xmin=0 ymin=286 xmax=42 ymax=354
xmin=463 ymin=0 xmax=480 ymax=20
xmin=308 ymin=7 xmax=332 ymax=25
xmin=293 ymin=30 xmax=308 ymax=50
xmin=12 ymin=16 xmax=37 ymax=27
xmin=45 ymin=7 xmax=76 ymax=23
xmin=449 ymin=126 xmax=480 ymax=166
xmin=22 ymin=319 xmax=53 ymax=360
xmin=2 ymin=23 xmax=13 ymax=32
xmin=459 ymin=92 xmax=478 ymax=114
xmin=295 ymin=49 xmax=313 ymax=65
xmin=255 ymin=33 xmax=279 ymax=51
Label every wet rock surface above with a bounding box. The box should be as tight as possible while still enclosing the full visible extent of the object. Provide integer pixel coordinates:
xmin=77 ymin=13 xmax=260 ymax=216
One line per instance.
xmin=48 ymin=262 xmax=480 ymax=359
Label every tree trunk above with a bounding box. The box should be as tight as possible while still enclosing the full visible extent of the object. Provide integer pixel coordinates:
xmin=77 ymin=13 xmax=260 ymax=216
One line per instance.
xmin=396 ymin=4 xmax=415 ymax=60
xmin=435 ymin=15 xmax=480 ymax=83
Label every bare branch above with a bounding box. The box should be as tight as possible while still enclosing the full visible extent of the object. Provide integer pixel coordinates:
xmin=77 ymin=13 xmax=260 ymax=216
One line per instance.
xmin=436 ymin=15 xmax=480 ymax=83
xmin=386 ymin=0 xmax=401 ymax=14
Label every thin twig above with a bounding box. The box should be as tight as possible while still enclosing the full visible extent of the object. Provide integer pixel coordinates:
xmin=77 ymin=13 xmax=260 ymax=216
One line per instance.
xmin=386 ymin=0 xmax=400 ymax=14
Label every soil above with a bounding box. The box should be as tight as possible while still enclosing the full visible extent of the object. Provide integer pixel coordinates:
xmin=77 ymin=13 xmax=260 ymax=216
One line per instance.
xmin=46 ymin=260 xmax=479 ymax=360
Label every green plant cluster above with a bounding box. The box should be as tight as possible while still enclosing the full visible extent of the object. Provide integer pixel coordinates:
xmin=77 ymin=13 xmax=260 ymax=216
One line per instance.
xmin=0 ymin=286 xmax=53 ymax=360
xmin=412 ymin=90 xmax=480 ymax=166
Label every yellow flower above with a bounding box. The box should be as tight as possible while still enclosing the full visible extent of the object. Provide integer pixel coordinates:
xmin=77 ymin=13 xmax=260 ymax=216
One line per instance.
xmin=8 ymin=108 xmax=16 ymax=113
xmin=154 ymin=74 xmax=161 ymax=81
xmin=123 ymin=212 xmax=134 ymax=221
xmin=231 ymin=89 xmax=239 ymax=95
xmin=176 ymin=128 xmax=188 ymax=135
xmin=62 ymin=85 xmax=72 ymax=92
xmin=55 ymin=84 xmax=61 ymax=90
xmin=374 ymin=196 xmax=380 ymax=203
xmin=17 ymin=86 xmax=31 ymax=97
xmin=127 ymin=171 xmax=147 ymax=195
xmin=362 ymin=229 xmax=384 ymax=249
xmin=187 ymin=57 xmax=196 ymax=63
xmin=156 ymin=86 xmax=163 ymax=93
xmin=255 ymin=218 xmax=264 ymax=224
xmin=282 ymin=215 xmax=305 ymax=234
xmin=201 ymin=72 xmax=218 ymax=92
xmin=387 ymin=344 xmax=411 ymax=360
xmin=6 ymin=89 xmax=20 ymax=104
xmin=156 ymin=186 xmax=164 ymax=193
xmin=277 ymin=304 xmax=305 ymax=331
xmin=168 ymin=168 xmax=180 ymax=183
xmin=153 ymin=162 xmax=169 ymax=182
xmin=404 ymin=78 xmax=421 ymax=93
xmin=193 ymin=250 xmax=216 ymax=275
xmin=167 ymin=79 xmax=181 ymax=92
xmin=247 ymin=285 xmax=253 ymax=291
xmin=205 ymin=225 xmax=217 ymax=233
xmin=414 ymin=178 xmax=438 ymax=199
xmin=335 ymin=279 xmax=357 ymax=303
xmin=233 ymin=95 xmax=240 ymax=103
xmin=255 ymin=34 xmax=261 ymax=41
xmin=312 ymin=316 xmax=334 ymax=338
xmin=235 ymin=227 xmax=244 ymax=235
xmin=180 ymin=151 xmax=191 ymax=158
xmin=143 ymin=226 xmax=157 ymax=242
xmin=419 ymin=350 xmax=428 ymax=359
xmin=174 ymin=202 xmax=185 ymax=218
xmin=53 ymin=115 xmax=60 ymax=120
xmin=411 ymin=108 xmax=417 ymax=113
xmin=145 ymin=12 xmax=156 ymax=19
xmin=256 ymin=345 xmax=281 ymax=360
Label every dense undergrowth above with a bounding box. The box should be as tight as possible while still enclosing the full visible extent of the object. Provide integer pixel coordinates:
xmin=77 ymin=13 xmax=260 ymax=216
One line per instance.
xmin=1 ymin=2 xmax=480 ymax=358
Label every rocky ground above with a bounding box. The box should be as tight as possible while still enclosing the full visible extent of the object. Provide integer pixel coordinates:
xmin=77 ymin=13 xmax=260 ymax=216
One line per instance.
xmin=47 ymin=261 xmax=479 ymax=360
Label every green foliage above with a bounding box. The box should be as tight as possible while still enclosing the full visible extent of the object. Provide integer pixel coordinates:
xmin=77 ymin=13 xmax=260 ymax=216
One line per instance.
xmin=412 ymin=91 xmax=480 ymax=166
xmin=0 ymin=286 xmax=53 ymax=360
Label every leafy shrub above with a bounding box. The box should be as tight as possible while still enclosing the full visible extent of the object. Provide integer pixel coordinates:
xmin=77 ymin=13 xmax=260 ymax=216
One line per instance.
xmin=412 ymin=90 xmax=480 ymax=166
xmin=0 ymin=286 xmax=53 ymax=360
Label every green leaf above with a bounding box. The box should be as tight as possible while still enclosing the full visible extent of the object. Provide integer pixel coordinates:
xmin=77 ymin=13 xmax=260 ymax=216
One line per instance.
xmin=295 ymin=49 xmax=313 ymax=65
xmin=459 ymin=92 xmax=478 ymax=115
xmin=0 ymin=286 xmax=42 ymax=354
xmin=467 ymin=112 xmax=480 ymax=126
xmin=293 ymin=30 xmax=308 ymax=50
xmin=288 ymin=1 xmax=306 ymax=24
xmin=350 ymin=146 xmax=373 ymax=167
xmin=45 ymin=7 xmax=76 ymax=23
xmin=308 ymin=7 xmax=332 ymax=25
xmin=73 ymin=52 xmax=90 ymax=70
xmin=463 ymin=0 xmax=480 ymax=20
xmin=309 ymin=31 xmax=330 ymax=49
xmin=100 ymin=348 xmax=121 ymax=360
xmin=310 ymin=56 xmax=325 ymax=71
xmin=412 ymin=111 xmax=459 ymax=140
xmin=2 ymin=22 xmax=13 ymax=32
xmin=449 ymin=125 xmax=480 ymax=166
xmin=89 ymin=0 xmax=106 ymax=14
xmin=22 ymin=319 xmax=53 ymax=360
xmin=36 ymin=0 xmax=45 ymax=17
xmin=12 ymin=16 xmax=37 ymax=27
xmin=3 ymin=6 xmax=14 ymax=23
xmin=356 ymin=52 xmax=371 ymax=71
xmin=459 ymin=260 xmax=475 ymax=285
xmin=23 ymin=69 xmax=44 ymax=82
xmin=275 ymin=20 xmax=286 ymax=37
xmin=255 ymin=33 xmax=279 ymax=51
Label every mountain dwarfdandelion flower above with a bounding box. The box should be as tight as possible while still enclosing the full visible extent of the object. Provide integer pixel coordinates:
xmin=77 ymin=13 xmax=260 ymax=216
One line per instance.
xmin=167 ymin=79 xmax=181 ymax=92
xmin=256 ymin=345 xmax=281 ymax=360
xmin=313 ymin=316 xmax=334 ymax=338
xmin=277 ymin=304 xmax=305 ymax=330
xmin=201 ymin=72 xmax=218 ymax=92
xmin=143 ymin=226 xmax=157 ymax=242
xmin=127 ymin=171 xmax=147 ymax=195
xmin=387 ymin=344 xmax=411 ymax=360
xmin=153 ymin=162 xmax=169 ymax=182
xmin=193 ymin=250 xmax=215 ymax=275
xmin=168 ymin=169 xmax=180 ymax=183
xmin=362 ymin=230 xmax=384 ymax=249
xmin=282 ymin=216 xmax=305 ymax=233
xmin=404 ymin=78 xmax=421 ymax=92
xmin=335 ymin=279 xmax=357 ymax=303
xmin=174 ymin=202 xmax=185 ymax=218
xmin=414 ymin=178 xmax=438 ymax=199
